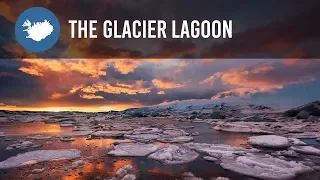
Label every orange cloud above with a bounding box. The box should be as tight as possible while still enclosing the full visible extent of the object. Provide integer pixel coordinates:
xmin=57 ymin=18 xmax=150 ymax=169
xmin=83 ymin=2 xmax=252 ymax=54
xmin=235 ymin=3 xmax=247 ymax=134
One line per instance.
xmin=81 ymin=81 xmax=151 ymax=95
xmin=152 ymin=78 xmax=184 ymax=89
xmin=113 ymin=59 xmax=142 ymax=74
xmin=0 ymin=103 xmax=16 ymax=108
xmin=50 ymin=93 xmax=68 ymax=100
xmin=80 ymin=93 xmax=104 ymax=99
xmin=202 ymin=61 xmax=318 ymax=98
xmin=19 ymin=59 xmax=108 ymax=78
xmin=157 ymin=91 xmax=165 ymax=95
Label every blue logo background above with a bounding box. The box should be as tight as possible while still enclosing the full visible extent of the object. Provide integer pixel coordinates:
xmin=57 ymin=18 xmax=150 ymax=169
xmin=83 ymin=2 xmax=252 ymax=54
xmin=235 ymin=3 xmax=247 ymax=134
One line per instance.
xmin=15 ymin=7 xmax=60 ymax=52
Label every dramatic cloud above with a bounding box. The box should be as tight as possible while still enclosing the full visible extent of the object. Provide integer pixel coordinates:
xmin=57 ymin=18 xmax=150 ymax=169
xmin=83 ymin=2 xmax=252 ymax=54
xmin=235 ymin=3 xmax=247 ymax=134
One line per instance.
xmin=19 ymin=59 xmax=108 ymax=78
xmin=81 ymin=81 xmax=152 ymax=95
xmin=152 ymin=78 xmax=184 ymax=89
xmin=80 ymin=93 xmax=104 ymax=100
xmin=1 ymin=59 xmax=320 ymax=111
xmin=202 ymin=60 xmax=320 ymax=99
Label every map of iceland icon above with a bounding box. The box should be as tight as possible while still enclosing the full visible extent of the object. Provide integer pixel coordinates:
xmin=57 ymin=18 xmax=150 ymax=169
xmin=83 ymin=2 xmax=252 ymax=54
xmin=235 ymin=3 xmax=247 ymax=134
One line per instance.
xmin=15 ymin=7 xmax=60 ymax=52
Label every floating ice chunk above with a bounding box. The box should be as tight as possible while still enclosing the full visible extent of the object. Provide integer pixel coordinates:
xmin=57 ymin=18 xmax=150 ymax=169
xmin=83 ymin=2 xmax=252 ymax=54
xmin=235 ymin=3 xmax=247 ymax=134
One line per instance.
xmin=60 ymin=123 xmax=74 ymax=127
xmin=0 ymin=132 xmax=6 ymax=137
xmin=220 ymin=154 xmax=313 ymax=180
xmin=30 ymin=168 xmax=46 ymax=174
xmin=184 ymin=143 xmax=253 ymax=159
xmin=60 ymin=137 xmax=76 ymax=142
xmin=182 ymin=171 xmax=203 ymax=180
xmin=56 ymin=131 xmax=93 ymax=138
xmin=214 ymin=123 xmax=273 ymax=134
xmin=212 ymin=177 xmax=230 ymax=180
xmin=148 ymin=145 xmax=199 ymax=164
xmin=121 ymin=174 xmax=136 ymax=180
xmin=288 ymin=138 xmax=306 ymax=146
xmin=132 ymin=127 xmax=162 ymax=134
xmin=108 ymin=143 xmax=159 ymax=156
xmin=116 ymin=164 xmax=133 ymax=178
xmin=26 ymin=134 xmax=52 ymax=140
xmin=157 ymin=136 xmax=193 ymax=143
xmin=248 ymin=135 xmax=290 ymax=148
xmin=6 ymin=141 xmax=42 ymax=150
xmin=287 ymin=132 xmax=320 ymax=139
xmin=91 ymin=131 xmax=127 ymax=138
xmin=163 ymin=129 xmax=189 ymax=137
xmin=71 ymin=160 xmax=85 ymax=168
xmin=290 ymin=146 xmax=320 ymax=156
xmin=0 ymin=149 xmax=81 ymax=169
xmin=203 ymin=156 xmax=219 ymax=162
xmin=124 ymin=134 xmax=159 ymax=142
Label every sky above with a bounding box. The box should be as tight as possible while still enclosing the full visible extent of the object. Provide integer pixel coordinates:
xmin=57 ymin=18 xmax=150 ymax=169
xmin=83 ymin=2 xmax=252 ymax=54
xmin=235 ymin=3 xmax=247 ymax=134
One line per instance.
xmin=1 ymin=59 xmax=320 ymax=111
xmin=0 ymin=0 xmax=319 ymax=111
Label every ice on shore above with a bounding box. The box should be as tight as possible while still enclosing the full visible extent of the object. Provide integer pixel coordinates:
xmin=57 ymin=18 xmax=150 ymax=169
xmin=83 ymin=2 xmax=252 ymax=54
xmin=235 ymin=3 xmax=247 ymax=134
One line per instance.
xmin=0 ymin=149 xmax=81 ymax=169
xmin=108 ymin=143 xmax=159 ymax=156
xmin=148 ymin=145 xmax=199 ymax=164
xmin=248 ymin=135 xmax=290 ymax=148
xmin=220 ymin=154 xmax=313 ymax=180
xmin=290 ymin=146 xmax=320 ymax=156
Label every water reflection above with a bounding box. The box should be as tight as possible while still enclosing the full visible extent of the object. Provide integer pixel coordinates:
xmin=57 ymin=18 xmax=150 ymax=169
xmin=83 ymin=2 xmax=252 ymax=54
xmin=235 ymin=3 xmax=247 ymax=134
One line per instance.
xmin=0 ymin=122 xmax=253 ymax=180
xmin=0 ymin=122 xmax=73 ymax=136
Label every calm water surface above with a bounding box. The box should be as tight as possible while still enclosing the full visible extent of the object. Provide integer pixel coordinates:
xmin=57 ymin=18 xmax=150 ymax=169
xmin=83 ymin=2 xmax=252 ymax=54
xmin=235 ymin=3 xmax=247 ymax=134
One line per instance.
xmin=0 ymin=121 xmax=302 ymax=180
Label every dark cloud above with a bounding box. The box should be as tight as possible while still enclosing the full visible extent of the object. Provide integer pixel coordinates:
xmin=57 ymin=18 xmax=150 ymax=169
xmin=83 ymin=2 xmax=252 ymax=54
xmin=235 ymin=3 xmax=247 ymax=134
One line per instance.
xmin=1 ymin=0 xmax=320 ymax=58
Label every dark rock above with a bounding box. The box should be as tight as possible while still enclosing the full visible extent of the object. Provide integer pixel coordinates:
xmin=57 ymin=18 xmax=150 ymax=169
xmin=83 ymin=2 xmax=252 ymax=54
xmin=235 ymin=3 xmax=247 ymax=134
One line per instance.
xmin=297 ymin=110 xmax=310 ymax=119
xmin=284 ymin=101 xmax=320 ymax=117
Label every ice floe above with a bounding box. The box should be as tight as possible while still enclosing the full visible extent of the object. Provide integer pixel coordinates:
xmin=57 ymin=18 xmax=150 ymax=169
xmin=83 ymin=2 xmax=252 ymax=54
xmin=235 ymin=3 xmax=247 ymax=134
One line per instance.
xmin=290 ymin=146 xmax=320 ymax=156
xmin=214 ymin=123 xmax=273 ymax=134
xmin=26 ymin=134 xmax=52 ymax=140
xmin=56 ymin=131 xmax=93 ymax=138
xmin=124 ymin=134 xmax=159 ymax=142
xmin=0 ymin=132 xmax=6 ymax=137
xmin=108 ymin=143 xmax=159 ymax=156
xmin=220 ymin=154 xmax=313 ymax=180
xmin=148 ymin=145 xmax=199 ymax=164
xmin=121 ymin=174 xmax=136 ymax=180
xmin=6 ymin=141 xmax=42 ymax=150
xmin=248 ymin=135 xmax=290 ymax=148
xmin=184 ymin=143 xmax=254 ymax=159
xmin=182 ymin=172 xmax=203 ymax=180
xmin=91 ymin=131 xmax=127 ymax=138
xmin=163 ymin=129 xmax=189 ymax=136
xmin=116 ymin=164 xmax=133 ymax=178
xmin=0 ymin=149 xmax=81 ymax=169
xmin=288 ymin=138 xmax=306 ymax=146
xmin=157 ymin=136 xmax=193 ymax=143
